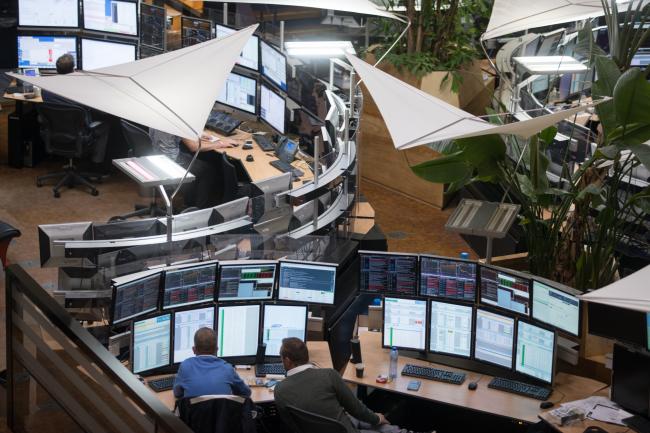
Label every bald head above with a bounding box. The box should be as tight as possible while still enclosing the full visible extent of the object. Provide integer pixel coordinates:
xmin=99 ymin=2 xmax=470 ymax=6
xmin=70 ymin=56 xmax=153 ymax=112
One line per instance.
xmin=193 ymin=327 xmax=217 ymax=356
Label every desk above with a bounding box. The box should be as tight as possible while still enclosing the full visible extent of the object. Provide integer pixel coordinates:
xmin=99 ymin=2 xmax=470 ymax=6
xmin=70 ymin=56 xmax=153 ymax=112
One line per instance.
xmin=342 ymin=331 xmax=608 ymax=424
xmin=151 ymin=340 xmax=332 ymax=411
xmin=3 ymin=92 xmax=44 ymax=104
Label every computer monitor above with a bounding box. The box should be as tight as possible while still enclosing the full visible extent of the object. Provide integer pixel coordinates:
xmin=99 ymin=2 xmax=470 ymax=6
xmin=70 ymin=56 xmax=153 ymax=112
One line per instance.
xmin=429 ymin=300 xmax=473 ymax=358
xmin=17 ymin=36 xmax=77 ymax=70
xmin=217 ymin=261 xmax=276 ymax=301
xmin=474 ymin=308 xmax=515 ymax=369
xmin=162 ymin=262 xmax=217 ymax=309
xmin=83 ymin=0 xmax=138 ymax=36
xmin=215 ymin=24 xmax=259 ymax=71
xmin=359 ymin=251 xmax=418 ymax=295
xmin=173 ymin=305 xmax=215 ymax=364
xmin=216 ymin=304 xmax=260 ymax=358
xmin=260 ymin=83 xmax=286 ymax=134
xmin=531 ymin=279 xmax=581 ymax=337
xmin=260 ymin=40 xmax=287 ymax=91
xmin=140 ymin=3 xmax=165 ymax=50
xmin=262 ymin=304 xmax=308 ymax=356
xmin=167 ymin=207 xmax=220 ymax=233
xmin=419 ymin=255 xmax=477 ymax=301
xmin=214 ymin=196 xmax=249 ymax=222
xmin=19 ymin=0 xmax=79 ymax=27
xmin=81 ymin=38 xmax=136 ymax=70
xmin=287 ymin=69 xmax=328 ymax=120
xmin=382 ymin=296 xmax=427 ymax=351
xmin=515 ymin=319 xmax=556 ymax=384
xmin=93 ymin=218 xmax=164 ymax=240
xmin=181 ymin=16 xmax=211 ymax=48
xmin=217 ymin=72 xmax=257 ymax=115
xmin=277 ymin=260 xmax=337 ymax=305
xmin=588 ymin=302 xmax=648 ymax=348
xmin=275 ymin=138 xmax=299 ymax=164
xmin=131 ymin=313 xmax=171 ymax=374
xmin=647 ymin=312 xmax=650 ymax=351
xmin=479 ymin=265 xmax=531 ymax=316
xmin=111 ymin=272 xmax=161 ymax=324
xmin=38 ymin=221 xmax=92 ymax=267
xmin=612 ymin=343 xmax=650 ymax=417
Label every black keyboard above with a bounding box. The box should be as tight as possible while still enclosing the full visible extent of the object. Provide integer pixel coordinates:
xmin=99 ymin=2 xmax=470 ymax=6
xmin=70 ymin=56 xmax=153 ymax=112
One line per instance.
xmin=487 ymin=377 xmax=552 ymax=400
xmin=206 ymin=111 xmax=241 ymax=136
xmin=148 ymin=375 xmax=176 ymax=392
xmin=401 ymin=364 xmax=466 ymax=385
xmin=253 ymin=134 xmax=276 ymax=152
xmin=270 ymin=160 xmax=304 ymax=178
xmin=255 ymin=363 xmax=286 ymax=377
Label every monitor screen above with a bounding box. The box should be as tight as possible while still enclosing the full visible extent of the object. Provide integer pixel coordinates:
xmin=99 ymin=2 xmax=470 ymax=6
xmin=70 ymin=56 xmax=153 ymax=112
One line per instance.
xmin=277 ymin=261 xmax=337 ymax=305
xmin=532 ymin=280 xmax=580 ymax=336
xmin=260 ymin=84 xmax=286 ymax=134
xmin=17 ymin=36 xmax=77 ymax=69
xmin=276 ymin=138 xmax=298 ymax=164
xmin=480 ymin=265 xmax=531 ymax=316
xmin=140 ymin=3 xmax=165 ymax=50
xmin=216 ymin=304 xmax=260 ymax=358
xmin=382 ymin=297 xmax=427 ymax=351
xmin=515 ymin=320 xmax=555 ymax=384
xmin=218 ymin=262 xmax=276 ymax=301
xmin=215 ymin=24 xmax=259 ymax=70
xmin=359 ymin=252 xmax=418 ymax=295
xmin=112 ymin=273 xmax=161 ymax=324
xmin=181 ymin=16 xmax=211 ymax=48
xmin=163 ymin=263 xmax=217 ymax=309
xmin=260 ymin=40 xmax=287 ymax=91
xmin=262 ymin=304 xmax=308 ymax=356
xmin=173 ymin=306 xmax=215 ymax=364
xmin=419 ymin=256 xmax=477 ymax=301
xmin=19 ymin=0 xmax=79 ymax=27
xmin=588 ymin=302 xmax=647 ymax=347
xmin=429 ymin=300 xmax=473 ymax=358
xmin=81 ymin=38 xmax=136 ymax=70
xmin=217 ymin=72 xmax=257 ymax=115
xmin=474 ymin=308 xmax=515 ymax=369
xmin=132 ymin=313 xmax=171 ymax=374
xmin=83 ymin=0 xmax=137 ymax=36
xmin=612 ymin=343 xmax=650 ymax=417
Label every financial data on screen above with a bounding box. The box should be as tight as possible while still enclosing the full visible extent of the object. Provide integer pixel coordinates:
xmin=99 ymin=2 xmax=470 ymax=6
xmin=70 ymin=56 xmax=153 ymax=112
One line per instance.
xmin=420 ymin=256 xmax=476 ymax=301
xmin=277 ymin=261 xmax=336 ymax=305
xmin=532 ymin=281 xmax=580 ymax=336
xmin=216 ymin=24 xmax=259 ymax=70
xmin=216 ymin=304 xmax=260 ymax=358
xmin=360 ymin=253 xmax=418 ymax=295
xmin=112 ymin=273 xmax=160 ymax=324
xmin=480 ymin=266 xmax=530 ymax=315
xmin=515 ymin=321 xmax=555 ymax=383
xmin=163 ymin=263 xmax=216 ymax=309
xmin=83 ymin=0 xmax=137 ymax=35
xmin=18 ymin=36 xmax=77 ymax=69
xmin=474 ymin=309 xmax=515 ymax=368
xmin=81 ymin=38 xmax=135 ymax=70
xmin=132 ymin=314 xmax=171 ymax=374
xmin=19 ymin=0 xmax=78 ymax=27
xmin=260 ymin=84 xmax=285 ymax=134
xmin=429 ymin=301 xmax=473 ymax=357
xmin=261 ymin=41 xmax=287 ymax=90
xmin=383 ymin=297 xmax=427 ymax=350
xmin=217 ymin=72 xmax=257 ymax=114
xmin=218 ymin=263 xmax=275 ymax=301
xmin=173 ymin=306 xmax=215 ymax=364
xmin=262 ymin=305 xmax=307 ymax=356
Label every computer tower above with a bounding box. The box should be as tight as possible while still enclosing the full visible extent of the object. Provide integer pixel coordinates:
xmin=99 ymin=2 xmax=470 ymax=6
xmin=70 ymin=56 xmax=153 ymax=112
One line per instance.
xmin=8 ymin=112 xmax=23 ymax=168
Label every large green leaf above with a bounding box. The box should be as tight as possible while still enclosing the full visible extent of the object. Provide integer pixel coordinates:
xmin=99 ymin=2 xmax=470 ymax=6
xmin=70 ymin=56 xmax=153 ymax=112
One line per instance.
xmin=455 ymin=134 xmax=506 ymax=179
xmin=608 ymin=123 xmax=650 ymax=146
xmin=574 ymin=21 xmax=607 ymax=65
xmin=410 ymin=152 xmax=473 ymax=184
xmin=627 ymin=142 xmax=650 ymax=169
xmin=613 ymin=67 xmax=650 ymax=126
xmin=593 ymin=55 xmax=621 ymax=97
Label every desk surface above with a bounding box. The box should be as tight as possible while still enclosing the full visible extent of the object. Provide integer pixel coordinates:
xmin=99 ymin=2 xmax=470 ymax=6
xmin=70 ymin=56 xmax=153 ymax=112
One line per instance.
xmin=3 ymin=92 xmax=43 ymax=103
xmin=342 ymin=331 xmax=608 ymax=424
xmin=151 ymin=340 xmax=332 ymax=410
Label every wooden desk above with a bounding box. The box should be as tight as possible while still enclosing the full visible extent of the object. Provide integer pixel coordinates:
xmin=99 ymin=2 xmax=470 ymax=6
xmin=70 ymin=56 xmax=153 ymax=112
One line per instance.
xmin=3 ymin=92 xmax=43 ymax=103
xmin=342 ymin=331 xmax=608 ymax=424
xmin=151 ymin=340 xmax=332 ymax=411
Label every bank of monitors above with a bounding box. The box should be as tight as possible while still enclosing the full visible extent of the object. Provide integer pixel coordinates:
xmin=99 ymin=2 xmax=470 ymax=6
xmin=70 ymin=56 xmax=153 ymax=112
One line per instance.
xmin=479 ymin=265 xmax=531 ymax=316
xmin=278 ymin=261 xmax=337 ymax=305
xmin=515 ymin=320 xmax=556 ymax=384
xmin=132 ymin=313 xmax=171 ymax=374
xmin=215 ymin=24 xmax=259 ymax=71
xmin=260 ymin=83 xmax=286 ymax=134
xmin=83 ymin=0 xmax=138 ymax=36
xmin=162 ymin=263 xmax=217 ymax=309
xmin=382 ymin=297 xmax=427 ymax=351
xmin=359 ymin=251 xmax=418 ymax=296
xmin=262 ymin=304 xmax=308 ymax=356
xmin=216 ymin=304 xmax=261 ymax=358
xmin=218 ymin=261 xmax=276 ymax=301
xmin=17 ymin=36 xmax=77 ymax=70
xmin=531 ymin=279 xmax=580 ymax=336
xmin=260 ymin=40 xmax=287 ymax=91
xmin=217 ymin=72 xmax=257 ymax=115
xmin=173 ymin=305 xmax=215 ymax=364
xmin=420 ymin=256 xmax=476 ymax=301
xmin=111 ymin=272 xmax=161 ymax=324
xmin=473 ymin=308 xmax=515 ymax=369
xmin=181 ymin=16 xmax=211 ymax=48
xmin=140 ymin=3 xmax=165 ymax=50
xmin=429 ymin=300 xmax=473 ymax=358
xmin=81 ymin=38 xmax=136 ymax=70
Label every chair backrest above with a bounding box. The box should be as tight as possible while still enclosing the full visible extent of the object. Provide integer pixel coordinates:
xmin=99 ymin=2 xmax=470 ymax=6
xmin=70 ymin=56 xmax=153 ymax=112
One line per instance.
xmin=37 ymin=103 xmax=91 ymax=157
xmin=220 ymin=153 xmax=240 ymax=204
xmin=121 ymin=119 xmax=153 ymax=157
xmin=285 ymin=405 xmax=348 ymax=433
xmin=177 ymin=395 xmax=256 ymax=433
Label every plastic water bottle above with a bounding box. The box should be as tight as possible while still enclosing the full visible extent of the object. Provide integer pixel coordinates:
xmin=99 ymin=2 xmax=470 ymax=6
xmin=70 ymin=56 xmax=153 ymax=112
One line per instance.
xmin=389 ymin=347 xmax=398 ymax=381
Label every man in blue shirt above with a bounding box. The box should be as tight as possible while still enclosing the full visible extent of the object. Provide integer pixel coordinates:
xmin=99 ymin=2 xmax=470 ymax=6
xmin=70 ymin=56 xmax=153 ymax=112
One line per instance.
xmin=173 ymin=327 xmax=251 ymax=399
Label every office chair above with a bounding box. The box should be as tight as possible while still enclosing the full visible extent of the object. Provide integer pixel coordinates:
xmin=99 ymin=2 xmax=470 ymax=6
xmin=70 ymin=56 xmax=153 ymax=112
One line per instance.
xmin=35 ymin=103 xmax=107 ymax=198
xmin=285 ymin=405 xmax=348 ymax=433
xmin=0 ymin=221 xmax=21 ymax=270
xmin=218 ymin=153 xmax=250 ymax=204
xmin=177 ymin=394 xmax=257 ymax=433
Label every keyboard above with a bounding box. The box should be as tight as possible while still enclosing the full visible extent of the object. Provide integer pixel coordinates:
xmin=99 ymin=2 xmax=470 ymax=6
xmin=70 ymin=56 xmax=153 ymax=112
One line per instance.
xmin=205 ymin=111 xmax=241 ymax=136
xmin=487 ymin=377 xmax=552 ymax=400
xmin=148 ymin=375 xmax=176 ymax=392
xmin=255 ymin=363 xmax=286 ymax=377
xmin=401 ymin=364 xmax=466 ymax=385
xmin=253 ymin=134 xmax=276 ymax=152
xmin=270 ymin=160 xmax=304 ymax=179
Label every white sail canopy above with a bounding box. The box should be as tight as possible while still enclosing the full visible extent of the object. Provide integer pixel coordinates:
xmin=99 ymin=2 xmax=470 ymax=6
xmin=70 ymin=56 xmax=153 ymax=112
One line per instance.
xmin=346 ymin=54 xmax=599 ymax=150
xmin=581 ymin=265 xmax=650 ymax=312
xmin=9 ymin=25 xmax=258 ymax=140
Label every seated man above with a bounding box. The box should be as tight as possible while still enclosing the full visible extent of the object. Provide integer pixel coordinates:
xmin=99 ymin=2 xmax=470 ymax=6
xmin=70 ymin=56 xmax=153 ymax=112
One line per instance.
xmin=274 ymin=337 xmax=421 ymax=433
xmin=173 ymin=327 xmax=251 ymax=399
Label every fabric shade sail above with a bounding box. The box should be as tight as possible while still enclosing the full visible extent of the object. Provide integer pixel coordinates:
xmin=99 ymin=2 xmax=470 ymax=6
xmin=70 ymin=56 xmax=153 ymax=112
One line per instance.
xmin=8 ymin=25 xmax=258 ymax=140
xmin=346 ymin=54 xmax=599 ymax=150
xmin=581 ymin=265 xmax=650 ymax=313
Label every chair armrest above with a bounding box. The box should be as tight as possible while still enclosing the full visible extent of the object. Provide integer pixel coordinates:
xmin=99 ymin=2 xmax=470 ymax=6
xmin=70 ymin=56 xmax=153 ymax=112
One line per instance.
xmin=89 ymin=121 xmax=104 ymax=130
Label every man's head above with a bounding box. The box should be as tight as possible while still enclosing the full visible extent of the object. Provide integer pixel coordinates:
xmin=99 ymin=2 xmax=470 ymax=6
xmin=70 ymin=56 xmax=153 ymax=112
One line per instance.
xmin=279 ymin=337 xmax=309 ymax=371
xmin=192 ymin=327 xmax=218 ymax=356
xmin=56 ymin=54 xmax=75 ymax=75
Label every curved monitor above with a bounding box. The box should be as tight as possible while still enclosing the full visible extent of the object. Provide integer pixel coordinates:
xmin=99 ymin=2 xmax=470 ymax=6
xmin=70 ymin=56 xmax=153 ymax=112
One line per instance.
xmin=260 ymin=40 xmax=287 ymax=91
xmin=81 ymin=38 xmax=136 ymax=70
xmin=215 ymin=24 xmax=259 ymax=71
xmin=83 ymin=0 xmax=138 ymax=36
xmin=19 ymin=0 xmax=79 ymax=27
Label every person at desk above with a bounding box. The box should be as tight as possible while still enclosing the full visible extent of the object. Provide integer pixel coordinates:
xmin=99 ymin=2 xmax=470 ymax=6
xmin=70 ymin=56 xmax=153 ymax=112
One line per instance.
xmin=173 ymin=328 xmax=251 ymax=399
xmin=274 ymin=338 xmax=418 ymax=433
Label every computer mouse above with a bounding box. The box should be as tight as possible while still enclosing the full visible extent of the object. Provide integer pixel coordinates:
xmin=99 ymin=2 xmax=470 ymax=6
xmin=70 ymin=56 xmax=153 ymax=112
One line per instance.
xmin=246 ymin=155 xmax=254 ymax=162
xmin=540 ymin=401 xmax=554 ymax=409
xmin=243 ymin=142 xmax=253 ymax=150
xmin=582 ymin=427 xmax=607 ymax=433
xmin=468 ymin=382 xmax=477 ymax=390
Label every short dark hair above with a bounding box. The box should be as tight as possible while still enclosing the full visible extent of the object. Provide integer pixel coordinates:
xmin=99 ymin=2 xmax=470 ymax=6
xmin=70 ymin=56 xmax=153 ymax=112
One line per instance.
xmin=194 ymin=327 xmax=217 ymax=355
xmin=56 ymin=54 xmax=75 ymax=74
xmin=280 ymin=337 xmax=309 ymax=365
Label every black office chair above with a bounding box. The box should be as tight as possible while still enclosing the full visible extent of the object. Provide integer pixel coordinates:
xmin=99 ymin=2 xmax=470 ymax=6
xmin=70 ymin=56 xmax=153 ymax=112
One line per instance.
xmin=285 ymin=405 xmax=347 ymax=433
xmin=35 ymin=103 xmax=107 ymax=197
xmin=219 ymin=153 xmax=250 ymax=204
xmin=177 ymin=395 xmax=258 ymax=433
